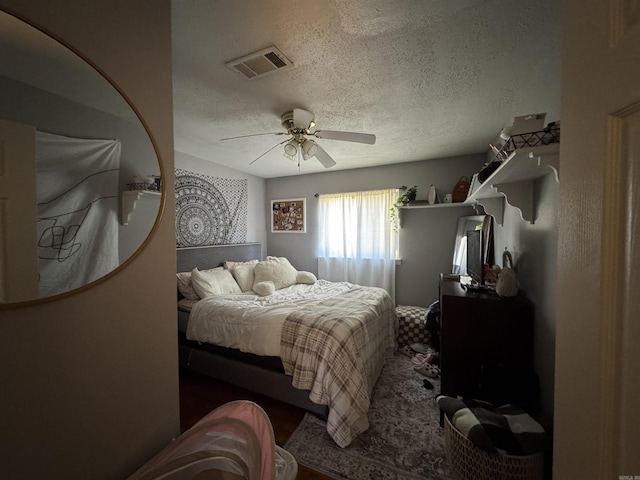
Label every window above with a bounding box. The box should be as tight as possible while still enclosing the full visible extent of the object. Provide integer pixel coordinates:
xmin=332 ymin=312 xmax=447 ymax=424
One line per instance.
xmin=317 ymin=188 xmax=399 ymax=300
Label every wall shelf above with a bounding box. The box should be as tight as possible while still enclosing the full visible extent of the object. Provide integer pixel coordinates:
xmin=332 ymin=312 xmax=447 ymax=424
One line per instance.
xmin=398 ymin=202 xmax=475 ymax=210
xmin=121 ymin=190 xmax=161 ymax=225
xmin=464 ymin=143 xmax=560 ymax=225
xmin=395 ymin=201 xmax=476 ymax=228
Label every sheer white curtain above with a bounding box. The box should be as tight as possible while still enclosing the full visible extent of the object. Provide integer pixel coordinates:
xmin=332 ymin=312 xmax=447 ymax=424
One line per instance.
xmin=317 ymin=188 xmax=399 ymax=302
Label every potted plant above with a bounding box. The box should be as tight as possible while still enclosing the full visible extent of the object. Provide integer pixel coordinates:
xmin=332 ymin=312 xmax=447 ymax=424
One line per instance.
xmin=389 ymin=186 xmax=417 ymax=232
xmin=398 ymin=185 xmax=417 ymax=205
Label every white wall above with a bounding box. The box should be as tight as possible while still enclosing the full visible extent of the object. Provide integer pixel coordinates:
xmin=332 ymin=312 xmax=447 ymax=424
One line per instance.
xmin=175 ymin=150 xmax=267 ymax=246
xmin=0 ymin=2 xmax=178 ymax=478
xmin=493 ymin=172 xmax=558 ymax=418
xmin=266 ymin=154 xmax=485 ymax=306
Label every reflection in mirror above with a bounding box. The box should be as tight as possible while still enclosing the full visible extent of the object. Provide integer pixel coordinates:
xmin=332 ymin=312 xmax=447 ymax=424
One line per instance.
xmin=0 ymin=10 xmax=162 ymax=304
xmin=452 ymin=214 xmax=494 ymax=276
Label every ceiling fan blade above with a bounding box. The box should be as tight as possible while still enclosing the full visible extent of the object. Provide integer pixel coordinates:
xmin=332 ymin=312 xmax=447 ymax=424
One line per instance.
xmin=314 ymin=130 xmax=376 ymax=145
xmin=313 ymin=144 xmax=337 ymax=168
xmin=292 ymin=108 xmax=315 ymax=130
xmin=220 ymin=132 xmax=285 ymax=141
xmin=249 ymin=138 xmax=290 ymax=165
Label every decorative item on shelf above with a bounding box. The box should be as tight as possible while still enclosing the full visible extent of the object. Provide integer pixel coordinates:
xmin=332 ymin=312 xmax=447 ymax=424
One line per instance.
xmin=477 ymin=160 xmax=502 ymax=183
xmin=451 ymin=177 xmax=471 ymax=203
xmin=499 ymin=125 xmax=512 ymax=141
xmin=493 ymin=114 xmax=560 ymax=162
xmin=511 ymin=113 xmax=546 ymax=136
xmin=127 ymin=174 xmax=161 ymax=192
xmin=444 ymin=193 xmax=452 ymax=203
xmin=427 ymin=184 xmax=437 ymax=205
xmin=127 ymin=176 xmax=146 ymax=191
xmin=489 ymin=142 xmax=509 ymax=161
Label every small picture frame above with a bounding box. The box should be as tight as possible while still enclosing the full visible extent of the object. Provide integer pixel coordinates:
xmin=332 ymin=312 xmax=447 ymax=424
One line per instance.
xmin=271 ymin=198 xmax=306 ymax=233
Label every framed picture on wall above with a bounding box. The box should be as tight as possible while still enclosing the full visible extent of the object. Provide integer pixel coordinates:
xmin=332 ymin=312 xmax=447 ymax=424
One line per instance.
xmin=271 ymin=198 xmax=306 ymax=233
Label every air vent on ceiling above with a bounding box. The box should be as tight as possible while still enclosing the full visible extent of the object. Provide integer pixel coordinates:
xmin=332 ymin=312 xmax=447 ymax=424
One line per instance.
xmin=225 ymin=46 xmax=294 ymax=80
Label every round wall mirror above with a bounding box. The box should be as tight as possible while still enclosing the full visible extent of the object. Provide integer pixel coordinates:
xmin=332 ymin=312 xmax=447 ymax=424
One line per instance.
xmin=0 ymin=10 xmax=164 ymax=306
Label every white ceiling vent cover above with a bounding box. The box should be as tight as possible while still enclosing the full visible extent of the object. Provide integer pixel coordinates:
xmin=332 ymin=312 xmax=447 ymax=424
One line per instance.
xmin=225 ymin=46 xmax=294 ymax=80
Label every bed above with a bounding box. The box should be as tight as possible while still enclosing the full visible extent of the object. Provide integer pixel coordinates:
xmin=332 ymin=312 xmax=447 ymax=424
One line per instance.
xmin=176 ymin=243 xmax=398 ymax=447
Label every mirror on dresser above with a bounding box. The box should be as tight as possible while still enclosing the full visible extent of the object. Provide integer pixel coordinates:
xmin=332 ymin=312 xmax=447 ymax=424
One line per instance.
xmin=451 ymin=214 xmax=494 ymax=276
xmin=0 ymin=9 xmax=163 ymax=305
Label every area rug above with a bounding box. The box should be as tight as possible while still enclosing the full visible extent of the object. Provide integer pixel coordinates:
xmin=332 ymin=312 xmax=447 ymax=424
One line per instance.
xmin=284 ymin=353 xmax=450 ymax=479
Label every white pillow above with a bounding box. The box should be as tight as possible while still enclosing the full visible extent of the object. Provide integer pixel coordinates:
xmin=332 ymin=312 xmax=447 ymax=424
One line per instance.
xmin=177 ymin=267 xmax=223 ymax=300
xmin=224 ymin=259 xmax=259 ymax=271
xmin=231 ymin=263 xmax=256 ymax=292
xmin=252 ymin=256 xmax=298 ymax=295
xmin=191 ymin=267 xmax=242 ymax=298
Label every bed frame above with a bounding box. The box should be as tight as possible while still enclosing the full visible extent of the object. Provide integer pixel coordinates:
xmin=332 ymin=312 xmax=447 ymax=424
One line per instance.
xmin=176 ymin=243 xmax=329 ymax=419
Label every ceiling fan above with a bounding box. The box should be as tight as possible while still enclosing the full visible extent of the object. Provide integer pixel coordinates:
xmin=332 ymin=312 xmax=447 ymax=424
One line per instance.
xmin=220 ymin=108 xmax=376 ymax=168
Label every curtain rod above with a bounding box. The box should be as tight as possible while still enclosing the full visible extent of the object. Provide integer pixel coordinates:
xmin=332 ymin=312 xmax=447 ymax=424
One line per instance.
xmin=314 ymin=186 xmax=406 ymax=198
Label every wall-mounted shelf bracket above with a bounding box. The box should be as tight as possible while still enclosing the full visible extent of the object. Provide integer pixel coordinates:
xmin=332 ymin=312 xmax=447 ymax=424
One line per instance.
xmin=474 ymin=196 xmax=504 ymax=225
xmin=121 ymin=191 xmax=143 ymax=225
xmin=465 ymin=144 xmax=560 ymax=226
xmin=121 ymin=190 xmax=161 ymax=225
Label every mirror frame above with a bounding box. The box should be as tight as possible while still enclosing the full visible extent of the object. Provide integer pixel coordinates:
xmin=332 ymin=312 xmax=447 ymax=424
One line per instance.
xmin=0 ymin=7 xmax=166 ymax=309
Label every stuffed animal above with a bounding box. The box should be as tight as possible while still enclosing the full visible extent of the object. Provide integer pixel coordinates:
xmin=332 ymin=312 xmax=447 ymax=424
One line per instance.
xmin=252 ymin=256 xmax=316 ymax=296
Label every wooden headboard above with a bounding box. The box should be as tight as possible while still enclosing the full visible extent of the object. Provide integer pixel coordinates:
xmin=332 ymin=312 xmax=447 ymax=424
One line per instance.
xmin=176 ymin=243 xmax=263 ymax=272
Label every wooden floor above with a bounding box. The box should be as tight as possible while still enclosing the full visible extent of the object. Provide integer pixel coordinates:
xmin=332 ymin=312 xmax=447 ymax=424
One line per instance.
xmin=179 ymin=368 xmax=334 ymax=480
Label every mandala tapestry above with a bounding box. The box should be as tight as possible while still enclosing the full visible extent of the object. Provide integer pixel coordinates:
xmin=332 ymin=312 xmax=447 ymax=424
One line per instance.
xmin=175 ymin=168 xmax=248 ymax=247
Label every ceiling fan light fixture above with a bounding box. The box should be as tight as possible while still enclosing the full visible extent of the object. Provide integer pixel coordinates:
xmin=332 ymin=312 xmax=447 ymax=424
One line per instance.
xmin=284 ymin=140 xmax=298 ymax=157
xmin=301 ymin=139 xmax=318 ymax=160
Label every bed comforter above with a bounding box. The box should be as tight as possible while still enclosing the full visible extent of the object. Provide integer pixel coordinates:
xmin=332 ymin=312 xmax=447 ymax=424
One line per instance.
xmin=281 ymin=284 xmax=396 ymax=447
xmin=186 ymin=280 xmax=397 ymax=447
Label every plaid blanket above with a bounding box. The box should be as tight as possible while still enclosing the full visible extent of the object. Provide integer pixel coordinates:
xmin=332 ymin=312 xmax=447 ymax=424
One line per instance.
xmin=281 ymin=285 xmax=397 ymax=447
xmin=437 ymin=395 xmax=550 ymax=455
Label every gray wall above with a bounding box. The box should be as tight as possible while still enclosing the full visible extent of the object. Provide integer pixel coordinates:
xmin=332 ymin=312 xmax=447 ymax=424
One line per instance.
xmin=494 ymin=172 xmax=558 ymax=418
xmin=266 ymin=154 xmax=558 ymax=420
xmin=0 ymin=76 xmax=158 ymax=190
xmin=265 ymin=154 xmax=485 ymax=306
xmin=175 ymin=150 xmax=267 ymax=246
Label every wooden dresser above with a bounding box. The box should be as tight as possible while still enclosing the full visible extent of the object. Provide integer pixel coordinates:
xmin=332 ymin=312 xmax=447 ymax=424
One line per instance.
xmin=439 ymin=275 xmax=536 ymax=406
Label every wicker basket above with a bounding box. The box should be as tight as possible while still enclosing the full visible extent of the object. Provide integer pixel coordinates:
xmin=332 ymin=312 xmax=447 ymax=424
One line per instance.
xmin=443 ymin=415 xmax=544 ymax=480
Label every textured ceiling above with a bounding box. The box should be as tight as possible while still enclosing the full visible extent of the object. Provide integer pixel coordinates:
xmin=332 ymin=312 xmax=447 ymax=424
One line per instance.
xmin=172 ymin=0 xmax=561 ymax=178
xmin=2 ymin=3 xmax=562 ymax=180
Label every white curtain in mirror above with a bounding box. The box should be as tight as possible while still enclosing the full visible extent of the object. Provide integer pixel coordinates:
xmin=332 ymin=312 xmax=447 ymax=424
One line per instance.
xmin=36 ymin=131 xmax=120 ymax=297
xmin=317 ymin=189 xmax=398 ymax=302
xmin=452 ymin=236 xmax=468 ymax=275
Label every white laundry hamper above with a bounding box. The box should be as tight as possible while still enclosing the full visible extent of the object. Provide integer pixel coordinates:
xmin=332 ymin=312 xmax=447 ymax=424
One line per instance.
xmin=128 ymin=400 xmax=298 ymax=480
